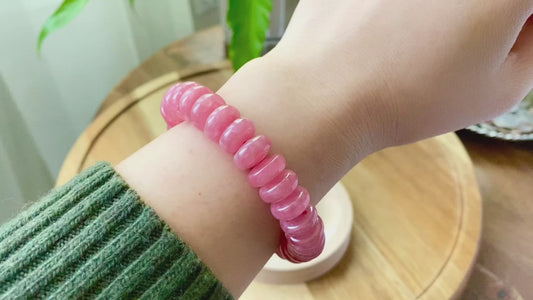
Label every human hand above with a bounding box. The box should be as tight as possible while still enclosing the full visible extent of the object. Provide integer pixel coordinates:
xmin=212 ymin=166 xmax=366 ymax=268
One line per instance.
xmin=268 ymin=0 xmax=533 ymax=147
xmin=115 ymin=3 xmax=533 ymax=295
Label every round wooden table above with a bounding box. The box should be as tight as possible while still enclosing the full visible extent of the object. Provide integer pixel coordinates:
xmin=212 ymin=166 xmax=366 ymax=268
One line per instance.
xmin=58 ymin=27 xmax=532 ymax=299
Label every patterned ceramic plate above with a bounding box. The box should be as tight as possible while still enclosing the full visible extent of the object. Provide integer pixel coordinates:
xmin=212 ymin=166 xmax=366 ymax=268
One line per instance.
xmin=467 ymin=93 xmax=533 ymax=141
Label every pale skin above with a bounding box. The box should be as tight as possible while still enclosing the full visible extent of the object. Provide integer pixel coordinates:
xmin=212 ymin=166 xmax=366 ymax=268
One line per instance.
xmin=117 ymin=0 xmax=533 ymax=297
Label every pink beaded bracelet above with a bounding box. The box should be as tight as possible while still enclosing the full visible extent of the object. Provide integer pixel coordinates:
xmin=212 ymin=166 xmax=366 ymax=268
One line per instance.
xmin=160 ymin=82 xmax=325 ymax=263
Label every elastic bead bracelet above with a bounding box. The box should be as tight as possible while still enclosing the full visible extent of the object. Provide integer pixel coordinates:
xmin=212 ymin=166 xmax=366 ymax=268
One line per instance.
xmin=160 ymin=82 xmax=325 ymax=263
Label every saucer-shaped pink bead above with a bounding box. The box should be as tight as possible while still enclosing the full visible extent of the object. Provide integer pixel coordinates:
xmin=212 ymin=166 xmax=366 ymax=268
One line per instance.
xmin=219 ymin=118 xmax=255 ymax=154
xmin=287 ymin=217 xmax=324 ymax=249
xmin=259 ymin=170 xmax=298 ymax=204
xmin=161 ymin=85 xmax=179 ymax=125
xmin=276 ymin=247 xmax=305 ymax=264
xmin=204 ymin=105 xmax=240 ymax=141
xmin=278 ymin=235 xmax=306 ymax=263
xmin=280 ymin=206 xmax=319 ymax=238
xmin=161 ymin=82 xmax=198 ymax=127
xmin=270 ymin=186 xmax=310 ymax=221
xmin=290 ymin=233 xmax=325 ymax=258
xmin=233 ymin=135 xmax=271 ymax=170
xmin=276 ymin=235 xmax=290 ymax=261
xmin=190 ymin=94 xmax=225 ymax=130
xmin=287 ymin=218 xmax=325 ymax=260
xmin=288 ymin=230 xmax=325 ymax=261
xmin=179 ymin=85 xmax=212 ymax=120
xmin=288 ymin=230 xmax=325 ymax=253
xmin=247 ymin=154 xmax=286 ymax=188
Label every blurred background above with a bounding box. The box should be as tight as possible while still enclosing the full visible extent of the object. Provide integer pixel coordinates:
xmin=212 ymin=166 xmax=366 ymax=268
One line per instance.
xmin=0 ymin=0 xmax=223 ymax=222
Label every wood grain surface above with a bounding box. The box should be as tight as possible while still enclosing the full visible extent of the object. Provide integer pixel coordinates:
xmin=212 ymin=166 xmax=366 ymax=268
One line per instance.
xmin=456 ymin=131 xmax=533 ymax=300
xmin=58 ymin=27 xmax=533 ymax=299
xmin=57 ymin=61 xmax=482 ymax=299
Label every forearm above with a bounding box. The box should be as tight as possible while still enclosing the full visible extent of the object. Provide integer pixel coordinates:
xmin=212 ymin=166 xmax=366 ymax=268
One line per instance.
xmin=116 ymin=123 xmax=279 ymax=297
xmin=116 ymin=57 xmax=378 ymax=296
xmin=0 ymin=163 xmax=232 ymax=299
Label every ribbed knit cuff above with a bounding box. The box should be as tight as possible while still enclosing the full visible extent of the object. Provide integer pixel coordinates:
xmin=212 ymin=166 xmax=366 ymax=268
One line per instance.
xmin=0 ymin=162 xmax=232 ymax=300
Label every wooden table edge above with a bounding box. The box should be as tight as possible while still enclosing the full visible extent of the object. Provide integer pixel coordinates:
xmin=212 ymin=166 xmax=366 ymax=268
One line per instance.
xmin=56 ymin=61 xmax=232 ymax=186
xmin=418 ymin=134 xmax=482 ymax=299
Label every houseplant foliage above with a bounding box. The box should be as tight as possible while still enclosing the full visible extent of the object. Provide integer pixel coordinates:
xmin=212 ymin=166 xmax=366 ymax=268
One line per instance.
xmin=37 ymin=0 xmax=89 ymax=52
xmin=37 ymin=0 xmax=273 ymax=70
xmin=226 ymin=0 xmax=272 ymax=70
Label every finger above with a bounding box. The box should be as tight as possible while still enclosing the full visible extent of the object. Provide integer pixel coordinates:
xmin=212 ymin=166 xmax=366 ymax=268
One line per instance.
xmin=510 ymin=15 xmax=533 ymax=54
xmin=472 ymin=0 xmax=532 ymax=51
xmin=494 ymin=0 xmax=533 ymax=21
xmin=498 ymin=15 xmax=533 ymax=112
xmin=509 ymin=1 xmax=533 ymax=39
xmin=504 ymin=15 xmax=533 ymax=87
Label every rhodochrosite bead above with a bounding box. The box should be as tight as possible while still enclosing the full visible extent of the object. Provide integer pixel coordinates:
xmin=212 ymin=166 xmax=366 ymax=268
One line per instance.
xmin=161 ymin=85 xmax=180 ymax=128
xmin=288 ymin=218 xmax=324 ymax=250
xmin=219 ymin=118 xmax=255 ymax=154
xmin=161 ymin=82 xmax=198 ymax=128
xmin=276 ymin=235 xmax=290 ymax=261
xmin=270 ymin=186 xmax=310 ymax=221
xmin=259 ymin=170 xmax=298 ymax=203
xmin=204 ymin=105 xmax=240 ymax=142
xmin=287 ymin=218 xmax=325 ymax=259
xmin=234 ymin=135 xmax=272 ymax=170
xmin=190 ymin=94 xmax=225 ymax=130
xmin=280 ymin=206 xmax=319 ymax=238
xmin=160 ymin=82 xmax=326 ymax=263
xmin=247 ymin=154 xmax=286 ymax=188
xmin=179 ymin=86 xmax=212 ymax=120
xmin=288 ymin=233 xmax=325 ymax=261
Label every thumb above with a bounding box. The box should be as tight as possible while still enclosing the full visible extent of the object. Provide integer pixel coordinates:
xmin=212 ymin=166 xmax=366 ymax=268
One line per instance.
xmin=510 ymin=15 xmax=533 ymax=57
xmin=502 ymin=15 xmax=533 ymax=104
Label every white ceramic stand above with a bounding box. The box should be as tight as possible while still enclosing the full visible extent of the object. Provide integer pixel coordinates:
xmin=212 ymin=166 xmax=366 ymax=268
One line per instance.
xmin=255 ymin=182 xmax=354 ymax=284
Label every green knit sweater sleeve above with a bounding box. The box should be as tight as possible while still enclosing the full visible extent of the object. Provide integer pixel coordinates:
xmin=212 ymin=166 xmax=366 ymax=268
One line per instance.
xmin=0 ymin=162 xmax=233 ymax=300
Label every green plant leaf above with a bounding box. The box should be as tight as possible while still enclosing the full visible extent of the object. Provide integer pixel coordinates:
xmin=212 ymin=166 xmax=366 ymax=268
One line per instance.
xmin=129 ymin=0 xmax=135 ymax=8
xmin=227 ymin=0 xmax=272 ymax=70
xmin=37 ymin=0 xmax=89 ymax=52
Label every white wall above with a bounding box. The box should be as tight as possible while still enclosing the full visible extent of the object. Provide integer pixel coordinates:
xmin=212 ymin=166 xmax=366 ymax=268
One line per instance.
xmin=0 ymin=0 xmax=196 ymax=222
xmin=0 ymin=0 xmax=195 ymax=178
xmin=0 ymin=1 xmax=77 ymax=178
xmin=0 ymin=74 xmax=52 ymax=221
xmin=127 ymin=1 xmax=194 ymax=61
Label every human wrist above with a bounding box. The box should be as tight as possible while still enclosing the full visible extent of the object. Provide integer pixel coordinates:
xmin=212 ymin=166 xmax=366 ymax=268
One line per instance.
xmin=115 ymin=54 xmax=387 ymax=295
xmin=218 ymin=55 xmax=384 ymax=202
